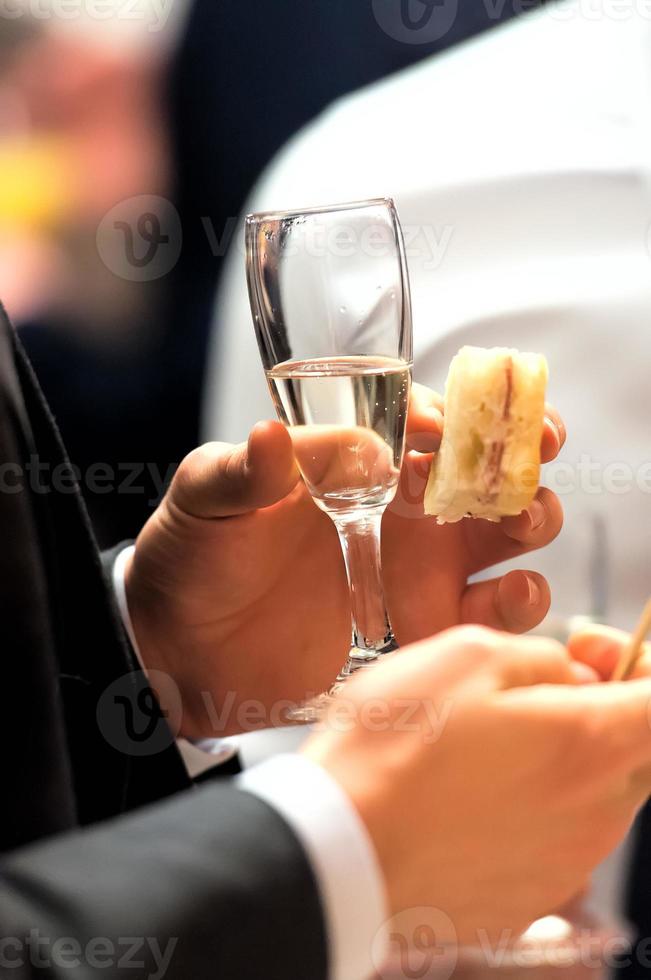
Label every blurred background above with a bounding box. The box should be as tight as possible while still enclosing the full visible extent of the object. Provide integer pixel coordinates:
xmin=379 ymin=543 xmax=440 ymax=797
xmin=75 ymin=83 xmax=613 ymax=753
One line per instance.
xmin=0 ymin=0 xmax=542 ymax=546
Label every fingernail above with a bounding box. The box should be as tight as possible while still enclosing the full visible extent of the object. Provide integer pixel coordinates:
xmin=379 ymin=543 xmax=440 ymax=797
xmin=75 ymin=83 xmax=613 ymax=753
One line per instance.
xmin=545 ymin=416 xmax=560 ymax=441
xmin=526 ymin=574 xmax=541 ymax=605
xmin=570 ymin=662 xmax=600 ymax=685
xmin=570 ymin=629 xmax=626 ymax=666
xmin=426 ymin=407 xmax=444 ymax=428
xmin=526 ymin=499 xmax=546 ymax=531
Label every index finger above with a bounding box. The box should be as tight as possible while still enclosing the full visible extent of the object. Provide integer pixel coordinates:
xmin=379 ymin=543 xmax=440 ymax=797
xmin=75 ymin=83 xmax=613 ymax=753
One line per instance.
xmin=568 ymin=626 xmax=651 ymax=682
xmin=541 ymin=403 xmax=567 ymax=463
xmin=405 ymin=383 xmax=443 ymax=453
xmin=493 ymin=632 xmax=596 ymax=689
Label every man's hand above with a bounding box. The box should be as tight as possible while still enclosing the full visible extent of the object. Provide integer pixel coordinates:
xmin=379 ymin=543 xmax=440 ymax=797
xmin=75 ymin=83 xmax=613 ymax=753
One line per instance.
xmin=304 ymin=626 xmax=651 ymax=945
xmin=125 ymin=386 xmax=565 ymax=737
xmin=569 ymin=625 xmax=651 ymax=681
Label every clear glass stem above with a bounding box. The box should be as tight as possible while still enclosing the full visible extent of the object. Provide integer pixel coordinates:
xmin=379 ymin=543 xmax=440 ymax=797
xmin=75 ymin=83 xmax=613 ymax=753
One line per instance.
xmin=331 ymin=505 xmax=398 ymax=681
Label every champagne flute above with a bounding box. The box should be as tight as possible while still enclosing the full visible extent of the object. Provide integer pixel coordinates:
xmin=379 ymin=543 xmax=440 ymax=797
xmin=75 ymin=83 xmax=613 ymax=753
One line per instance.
xmin=245 ymin=198 xmax=413 ymax=721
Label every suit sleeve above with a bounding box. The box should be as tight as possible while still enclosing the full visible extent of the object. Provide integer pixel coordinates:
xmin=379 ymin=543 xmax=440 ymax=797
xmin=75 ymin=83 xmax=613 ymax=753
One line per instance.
xmin=0 ymin=782 xmax=328 ymax=980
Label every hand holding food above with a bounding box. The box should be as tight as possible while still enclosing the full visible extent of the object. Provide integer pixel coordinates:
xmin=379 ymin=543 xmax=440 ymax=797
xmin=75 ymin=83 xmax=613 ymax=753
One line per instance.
xmin=425 ymin=346 xmax=548 ymax=523
xmin=125 ymin=385 xmax=566 ymax=734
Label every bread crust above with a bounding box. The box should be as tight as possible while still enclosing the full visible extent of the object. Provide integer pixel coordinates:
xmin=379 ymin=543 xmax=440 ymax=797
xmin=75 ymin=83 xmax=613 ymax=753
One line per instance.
xmin=424 ymin=346 xmax=548 ymax=523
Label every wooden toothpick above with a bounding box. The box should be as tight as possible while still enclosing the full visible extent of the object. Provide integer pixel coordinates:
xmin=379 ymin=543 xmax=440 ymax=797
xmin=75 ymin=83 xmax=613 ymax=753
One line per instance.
xmin=612 ymin=597 xmax=651 ymax=681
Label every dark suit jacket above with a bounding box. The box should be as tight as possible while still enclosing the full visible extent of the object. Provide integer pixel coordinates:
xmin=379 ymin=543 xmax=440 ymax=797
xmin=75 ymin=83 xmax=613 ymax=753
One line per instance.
xmin=0 ymin=303 xmax=327 ymax=979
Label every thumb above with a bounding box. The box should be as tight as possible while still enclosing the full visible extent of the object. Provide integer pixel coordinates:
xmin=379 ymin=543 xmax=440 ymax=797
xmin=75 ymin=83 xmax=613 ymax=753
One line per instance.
xmin=168 ymin=421 xmax=300 ymax=519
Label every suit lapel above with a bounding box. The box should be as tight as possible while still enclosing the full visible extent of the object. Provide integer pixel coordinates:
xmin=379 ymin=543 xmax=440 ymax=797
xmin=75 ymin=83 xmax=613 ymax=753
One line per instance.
xmin=1 ymin=305 xmax=189 ymax=852
xmin=0 ymin=304 xmax=77 ymax=851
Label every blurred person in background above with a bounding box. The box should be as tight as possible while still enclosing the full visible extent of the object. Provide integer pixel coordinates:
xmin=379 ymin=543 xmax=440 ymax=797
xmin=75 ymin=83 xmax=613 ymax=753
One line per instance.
xmin=0 ymin=2 xmax=187 ymax=544
xmin=204 ymin=0 xmax=651 ymax=973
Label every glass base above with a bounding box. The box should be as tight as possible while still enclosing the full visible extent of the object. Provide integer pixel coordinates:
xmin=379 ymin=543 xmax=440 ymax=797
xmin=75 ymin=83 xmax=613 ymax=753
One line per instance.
xmin=284 ymin=637 xmax=399 ymax=725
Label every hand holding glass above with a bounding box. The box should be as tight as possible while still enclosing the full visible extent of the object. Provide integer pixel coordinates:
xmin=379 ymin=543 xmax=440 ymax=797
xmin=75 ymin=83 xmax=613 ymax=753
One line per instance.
xmin=246 ymin=199 xmax=413 ymax=720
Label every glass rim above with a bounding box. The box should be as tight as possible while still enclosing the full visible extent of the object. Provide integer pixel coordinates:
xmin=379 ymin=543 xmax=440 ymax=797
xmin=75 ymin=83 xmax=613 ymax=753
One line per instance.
xmin=245 ymin=196 xmax=397 ymax=224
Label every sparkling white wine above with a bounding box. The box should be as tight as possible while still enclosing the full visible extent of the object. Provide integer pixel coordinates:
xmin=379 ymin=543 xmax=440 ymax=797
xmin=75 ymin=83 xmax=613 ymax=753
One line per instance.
xmin=266 ymin=355 xmax=412 ymax=514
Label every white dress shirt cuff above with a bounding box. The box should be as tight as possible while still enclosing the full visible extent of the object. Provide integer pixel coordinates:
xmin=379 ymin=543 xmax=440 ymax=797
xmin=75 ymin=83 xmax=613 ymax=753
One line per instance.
xmin=112 ymin=544 xmax=140 ymax=656
xmin=238 ymin=753 xmax=388 ymax=980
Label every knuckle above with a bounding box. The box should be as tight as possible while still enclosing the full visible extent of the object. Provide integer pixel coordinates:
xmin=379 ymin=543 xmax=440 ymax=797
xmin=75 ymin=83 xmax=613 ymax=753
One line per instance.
xmin=170 ymin=449 xmax=202 ymax=496
xmin=578 ymin=701 xmax=612 ymax=746
xmin=546 ymin=710 xmax=593 ymax=779
xmin=522 ymin=645 xmax=569 ymax=684
xmin=455 ymin=624 xmax=500 ymax=650
xmin=448 ymin=625 xmax=503 ymax=667
xmin=170 ymin=441 xmax=239 ymax=512
xmin=176 ymin=442 xmax=230 ymax=482
xmin=541 ymin=640 xmax=570 ymax=671
xmin=566 ymin=701 xmax=596 ymax=739
xmin=555 ymin=702 xmax=608 ymax=769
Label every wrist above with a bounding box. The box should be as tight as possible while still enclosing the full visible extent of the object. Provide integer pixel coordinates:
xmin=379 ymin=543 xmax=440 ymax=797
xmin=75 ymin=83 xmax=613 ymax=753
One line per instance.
xmin=123 ymin=541 xmax=179 ymax=673
xmin=122 ymin=546 xmax=166 ymax=673
xmin=121 ymin=546 xmax=187 ymax=724
xmin=122 ymin=543 xmax=232 ymax=741
xmin=302 ymin=736 xmax=400 ymax=913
